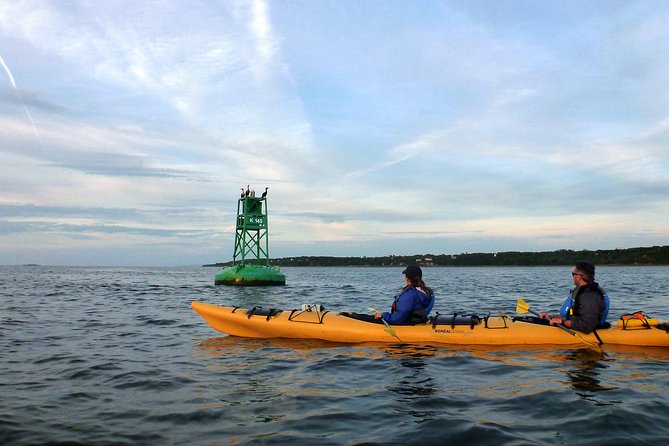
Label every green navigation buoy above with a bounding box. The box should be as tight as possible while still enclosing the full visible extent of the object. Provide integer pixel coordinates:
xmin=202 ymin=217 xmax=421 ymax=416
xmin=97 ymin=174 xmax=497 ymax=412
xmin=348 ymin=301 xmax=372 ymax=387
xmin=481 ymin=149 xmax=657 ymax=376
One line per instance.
xmin=215 ymin=188 xmax=285 ymax=286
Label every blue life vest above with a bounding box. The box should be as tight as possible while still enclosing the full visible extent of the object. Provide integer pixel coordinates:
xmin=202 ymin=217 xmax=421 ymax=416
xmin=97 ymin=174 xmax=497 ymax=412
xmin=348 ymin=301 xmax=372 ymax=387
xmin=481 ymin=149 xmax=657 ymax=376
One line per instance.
xmin=424 ymin=295 xmax=435 ymax=315
xmin=389 ymin=286 xmax=435 ymax=323
xmin=559 ymin=291 xmax=610 ymax=327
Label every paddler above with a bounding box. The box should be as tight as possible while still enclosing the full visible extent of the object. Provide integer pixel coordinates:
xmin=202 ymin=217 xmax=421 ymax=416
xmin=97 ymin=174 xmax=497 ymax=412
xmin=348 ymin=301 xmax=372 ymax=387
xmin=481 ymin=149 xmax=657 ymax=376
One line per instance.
xmin=539 ymin=261 xmax=610 ymax=333
xmin=375 ymin=265 xmax=435 ymax=324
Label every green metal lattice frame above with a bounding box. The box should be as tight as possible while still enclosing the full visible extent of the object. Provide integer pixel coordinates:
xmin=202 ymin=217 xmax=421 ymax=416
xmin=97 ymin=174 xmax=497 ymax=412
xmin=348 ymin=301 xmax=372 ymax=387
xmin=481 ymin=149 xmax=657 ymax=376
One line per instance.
xmin=232 ymin=196 xmax=271 ymax=265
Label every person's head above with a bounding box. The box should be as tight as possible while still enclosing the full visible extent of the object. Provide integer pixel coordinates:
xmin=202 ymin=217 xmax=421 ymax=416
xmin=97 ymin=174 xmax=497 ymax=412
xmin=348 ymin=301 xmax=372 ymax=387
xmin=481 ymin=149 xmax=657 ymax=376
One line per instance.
xmin=402 ymin=265 xmax=422 ymax=286
xmin=572 ymin=261 xmax=595 ymax=285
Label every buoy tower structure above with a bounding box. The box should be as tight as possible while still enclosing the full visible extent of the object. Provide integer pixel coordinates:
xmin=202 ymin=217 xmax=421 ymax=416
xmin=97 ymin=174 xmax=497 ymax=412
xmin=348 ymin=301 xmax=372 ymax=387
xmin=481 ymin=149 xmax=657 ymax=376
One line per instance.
xmin=215 ymin=188 xmax=286 ymax=286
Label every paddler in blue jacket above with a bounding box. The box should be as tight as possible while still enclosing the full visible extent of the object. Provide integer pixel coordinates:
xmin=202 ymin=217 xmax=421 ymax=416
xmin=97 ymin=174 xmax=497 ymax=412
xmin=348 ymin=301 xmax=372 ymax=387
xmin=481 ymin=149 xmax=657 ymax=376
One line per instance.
xmin=375 ymin=265 xmax=435 ymax=324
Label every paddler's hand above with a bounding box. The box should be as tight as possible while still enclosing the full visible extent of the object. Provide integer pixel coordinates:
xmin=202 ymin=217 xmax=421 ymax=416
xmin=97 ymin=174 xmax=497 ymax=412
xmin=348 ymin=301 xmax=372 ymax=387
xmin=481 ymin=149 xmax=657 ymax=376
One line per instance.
xmin=549 ymin=316 xmax=563 ymax=326
xmin=539 ymin=312 xmax=551 ymax=320
xmin=374 ymin=313 xmax=382 ymax=320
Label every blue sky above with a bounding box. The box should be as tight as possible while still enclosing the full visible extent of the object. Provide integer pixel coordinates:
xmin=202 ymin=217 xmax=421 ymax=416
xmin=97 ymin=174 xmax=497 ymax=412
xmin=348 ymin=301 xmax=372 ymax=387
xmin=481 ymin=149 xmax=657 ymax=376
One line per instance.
xmin=1 ymin=1 xmax=668 ymax=266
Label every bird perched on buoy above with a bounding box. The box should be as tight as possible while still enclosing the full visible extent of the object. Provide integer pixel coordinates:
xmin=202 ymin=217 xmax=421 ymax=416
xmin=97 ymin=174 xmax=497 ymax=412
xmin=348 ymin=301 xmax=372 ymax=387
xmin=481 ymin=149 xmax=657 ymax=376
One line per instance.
xmin=261 ymin=187 xmax=268 ymax=198
xmin=240 ymin=188 xmax=245 ymax=198
xmin=245 ymin=185 xmax=250 ymax=197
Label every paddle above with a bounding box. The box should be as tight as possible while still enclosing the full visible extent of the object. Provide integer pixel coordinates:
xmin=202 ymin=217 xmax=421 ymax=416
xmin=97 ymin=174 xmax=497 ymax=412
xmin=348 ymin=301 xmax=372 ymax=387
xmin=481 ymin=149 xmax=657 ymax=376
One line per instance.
xmin=368 ymin=307 xmax=400 ymax=340
xmin=516 ymin=298 xmax=601 ymax=350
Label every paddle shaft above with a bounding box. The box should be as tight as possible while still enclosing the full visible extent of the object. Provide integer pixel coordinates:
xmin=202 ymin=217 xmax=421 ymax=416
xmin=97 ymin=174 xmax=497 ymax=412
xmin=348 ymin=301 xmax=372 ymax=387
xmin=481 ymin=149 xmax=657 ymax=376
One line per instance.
xmin=526 ymin=307 xmax=582 ymax=337
xmin=517 ymin=298 xmax=600 ymax=349
xmin=368 ymin=307 xmax=400 ymax=339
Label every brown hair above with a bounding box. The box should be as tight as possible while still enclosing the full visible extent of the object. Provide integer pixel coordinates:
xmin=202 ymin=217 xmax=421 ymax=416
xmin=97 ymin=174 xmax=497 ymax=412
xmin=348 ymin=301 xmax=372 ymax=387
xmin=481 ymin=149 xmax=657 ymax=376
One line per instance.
xmin=408 ymin=276 xmax=433 ymax=296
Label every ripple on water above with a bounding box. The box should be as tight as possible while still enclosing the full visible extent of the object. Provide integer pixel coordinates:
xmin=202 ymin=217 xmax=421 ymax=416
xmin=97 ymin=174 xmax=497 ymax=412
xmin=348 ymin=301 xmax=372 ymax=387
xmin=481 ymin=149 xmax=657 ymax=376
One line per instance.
xmin=1 ymin=266 xmax=669 ymax=445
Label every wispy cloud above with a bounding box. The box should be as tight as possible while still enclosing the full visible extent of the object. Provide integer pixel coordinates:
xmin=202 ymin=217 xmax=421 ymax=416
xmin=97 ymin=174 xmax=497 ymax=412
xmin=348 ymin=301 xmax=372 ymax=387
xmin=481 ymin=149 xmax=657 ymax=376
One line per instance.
xmin=0 ymin=54 xmax=46 ymax=149
xmin=0 ymin=55 xmax=17 ymax=88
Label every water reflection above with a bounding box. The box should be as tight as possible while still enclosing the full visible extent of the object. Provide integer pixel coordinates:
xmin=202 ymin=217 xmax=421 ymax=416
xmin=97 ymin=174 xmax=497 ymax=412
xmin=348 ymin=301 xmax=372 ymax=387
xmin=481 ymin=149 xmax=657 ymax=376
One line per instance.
xmin=384 ymin=345 xmax=438 ymax=397
xmin=381 ymin=345 xmax=441 ymax=423
xmin=195 ymin=336 xmax=665 ymax=411
xmin=562 ymin=349 xmax=619 ymax=405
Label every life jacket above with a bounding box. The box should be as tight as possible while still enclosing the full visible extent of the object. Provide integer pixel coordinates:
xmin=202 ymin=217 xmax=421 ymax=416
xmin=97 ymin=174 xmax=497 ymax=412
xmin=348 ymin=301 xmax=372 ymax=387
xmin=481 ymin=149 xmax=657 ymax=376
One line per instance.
xmin=559 ymin=282 xmax=609 ymax=327
xmin=391 ymin=285 xmax=435 ymax=322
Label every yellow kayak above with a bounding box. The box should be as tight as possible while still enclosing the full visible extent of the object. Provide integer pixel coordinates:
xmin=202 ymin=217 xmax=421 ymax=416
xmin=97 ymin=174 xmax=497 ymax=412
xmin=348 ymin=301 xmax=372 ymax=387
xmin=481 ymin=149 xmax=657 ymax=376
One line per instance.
xmin=191 ymin=302 xmax=669 ymax=347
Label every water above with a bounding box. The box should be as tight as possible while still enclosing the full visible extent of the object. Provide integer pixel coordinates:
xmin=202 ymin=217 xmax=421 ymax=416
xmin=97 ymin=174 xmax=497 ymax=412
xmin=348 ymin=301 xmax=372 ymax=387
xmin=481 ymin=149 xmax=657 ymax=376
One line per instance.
xmin=1 ymin=265 xmax=668 ymax=445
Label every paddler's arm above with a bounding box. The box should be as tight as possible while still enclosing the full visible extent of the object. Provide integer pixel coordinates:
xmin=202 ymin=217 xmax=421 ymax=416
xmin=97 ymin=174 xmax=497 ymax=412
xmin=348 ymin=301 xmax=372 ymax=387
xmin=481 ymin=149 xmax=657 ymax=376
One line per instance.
xmin=381 ymin=294 xmax=416 ymax=324
xmin=547 ymin=316 xmax=571 ymax=328
xmin=562 ymin=294 xmax=601 ymax=333
xmin=542 ymin=313 xmax=576 ymax=329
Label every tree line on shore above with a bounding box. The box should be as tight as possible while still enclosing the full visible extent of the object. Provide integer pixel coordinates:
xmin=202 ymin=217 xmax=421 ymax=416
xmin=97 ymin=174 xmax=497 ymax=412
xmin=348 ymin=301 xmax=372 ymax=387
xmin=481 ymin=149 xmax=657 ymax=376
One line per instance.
xmin=206 ymin=245 xmax=669 ymax=267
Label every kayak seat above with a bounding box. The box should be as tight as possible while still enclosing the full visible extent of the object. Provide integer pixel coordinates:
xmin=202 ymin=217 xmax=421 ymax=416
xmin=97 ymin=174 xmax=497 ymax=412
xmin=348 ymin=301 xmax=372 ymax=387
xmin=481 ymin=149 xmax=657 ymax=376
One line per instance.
xmin=512 ymin=316 xmax=550 ymax=325
xmin=339 ymin=312 xmax=384 ymax=324
xmin=339 ymin=312 xmax=428 ymax=326
xmin=513 ymin=316 xmax=613 ymax=330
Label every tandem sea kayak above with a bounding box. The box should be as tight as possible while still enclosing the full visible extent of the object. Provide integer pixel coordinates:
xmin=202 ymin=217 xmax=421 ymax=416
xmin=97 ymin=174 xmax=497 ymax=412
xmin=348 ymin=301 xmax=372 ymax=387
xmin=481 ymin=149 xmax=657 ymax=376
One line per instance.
xmin=191 ymin=302 xmax=669 ymax=348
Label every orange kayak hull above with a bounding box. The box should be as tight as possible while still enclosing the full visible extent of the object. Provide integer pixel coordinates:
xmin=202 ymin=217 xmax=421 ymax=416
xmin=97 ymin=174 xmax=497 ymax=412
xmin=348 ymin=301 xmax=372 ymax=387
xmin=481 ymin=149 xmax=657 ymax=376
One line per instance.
xmin=191 ymin=302 xmax=669 ymax=347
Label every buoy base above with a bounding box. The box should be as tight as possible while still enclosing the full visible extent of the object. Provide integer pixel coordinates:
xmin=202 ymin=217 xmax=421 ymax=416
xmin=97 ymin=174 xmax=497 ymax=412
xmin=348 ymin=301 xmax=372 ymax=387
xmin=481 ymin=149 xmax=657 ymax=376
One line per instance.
xmin=214 ymin=264 xmax=286 ymax=286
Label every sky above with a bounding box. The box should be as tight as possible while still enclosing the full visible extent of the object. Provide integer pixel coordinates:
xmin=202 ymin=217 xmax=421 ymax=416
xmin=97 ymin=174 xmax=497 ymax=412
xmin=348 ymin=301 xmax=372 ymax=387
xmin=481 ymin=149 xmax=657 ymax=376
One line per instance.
xmin=1 ymin=0 xmax=668 ymax=266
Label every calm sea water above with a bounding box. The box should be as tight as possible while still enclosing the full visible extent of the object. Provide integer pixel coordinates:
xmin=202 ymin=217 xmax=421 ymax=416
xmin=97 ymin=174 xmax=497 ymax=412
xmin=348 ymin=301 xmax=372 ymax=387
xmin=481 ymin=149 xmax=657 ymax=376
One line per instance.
xmin=1 ymin=265 xmax=668 ymax=445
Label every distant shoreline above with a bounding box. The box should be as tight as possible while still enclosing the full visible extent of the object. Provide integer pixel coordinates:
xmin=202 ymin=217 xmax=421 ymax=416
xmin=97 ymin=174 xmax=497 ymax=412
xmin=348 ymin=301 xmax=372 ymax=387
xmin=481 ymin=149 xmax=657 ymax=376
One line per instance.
xmin=204 ymin=245 xmax=669 ymax=267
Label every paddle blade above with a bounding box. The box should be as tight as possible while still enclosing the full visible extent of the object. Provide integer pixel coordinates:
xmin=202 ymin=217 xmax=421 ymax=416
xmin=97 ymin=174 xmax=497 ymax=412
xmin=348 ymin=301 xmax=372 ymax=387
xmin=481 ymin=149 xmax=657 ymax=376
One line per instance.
xmin=572 ymin=331 xmax=601 ymax=351
xmin=516 ymin=298 xmax=531 ymax=314
xmin=368 ymin=307 xmax=399 ymax=339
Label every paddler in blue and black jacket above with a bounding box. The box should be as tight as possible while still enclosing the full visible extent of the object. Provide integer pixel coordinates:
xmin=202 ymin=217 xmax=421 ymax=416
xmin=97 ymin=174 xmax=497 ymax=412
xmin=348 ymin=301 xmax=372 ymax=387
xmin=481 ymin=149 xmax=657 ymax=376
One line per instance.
xmin=540 ymin=261 xmax=610 ymax=334
xmin=376 ymin=265 xmax=435 ymax=324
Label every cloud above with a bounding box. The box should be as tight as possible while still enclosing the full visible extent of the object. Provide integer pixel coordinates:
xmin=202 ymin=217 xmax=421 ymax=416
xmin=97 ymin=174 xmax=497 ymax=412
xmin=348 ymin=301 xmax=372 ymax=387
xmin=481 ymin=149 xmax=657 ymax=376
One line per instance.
xmin=0 ymin=88 xmax=68 ymax=113
xmin=248 ymin=0 xmax=278 ymax=81
xmin=1 ymin=2 xmax=669 ymax=265
xmin=0 ymin=2 xmax=312 ymax=154
xmin=0 ymin=55 xmax=18 ymax=88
